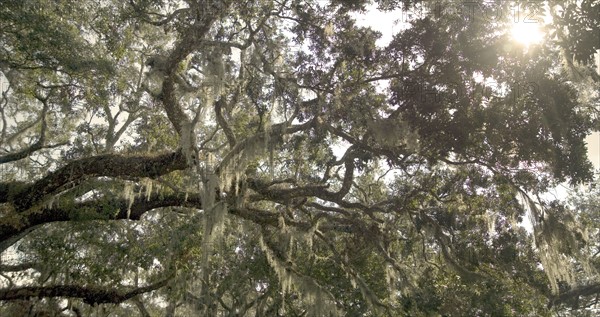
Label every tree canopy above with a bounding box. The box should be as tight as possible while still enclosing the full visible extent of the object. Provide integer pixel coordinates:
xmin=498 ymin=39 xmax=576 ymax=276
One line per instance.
xmin=1 ymin=0 xmax=599 ymax=316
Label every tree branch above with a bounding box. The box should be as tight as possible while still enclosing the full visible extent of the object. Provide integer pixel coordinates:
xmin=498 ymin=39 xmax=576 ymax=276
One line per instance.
xmin=0 ymin=190 xmax=200 ymax=245
xmin=0 ymin=142 xmax=68 ymax=164
xmin=5 ymin=150 xmax=187 ymax=211
xmin=421 ymin=212 xmax=487 ymax=282
xmin=133 ymin=296 xmax=151 ymax=317
xmin=0 ymin=273 xmax=173 ymax=305
xmin=214 ymin=95 xmax=236 ymax=148
xmin=158 ymin=0 xmax=233 ymax=137
xmin=549 ymin=283 xmax=600 ymax=308
xmin=0 ymin=100 xmax=56 ymax=164
xmin=0 ymin=262 xmax=40 ymax=272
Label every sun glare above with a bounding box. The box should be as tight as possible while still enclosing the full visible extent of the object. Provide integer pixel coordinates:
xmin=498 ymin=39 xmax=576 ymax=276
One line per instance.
xmin=510 ymin=21 xmax=544 ymax=46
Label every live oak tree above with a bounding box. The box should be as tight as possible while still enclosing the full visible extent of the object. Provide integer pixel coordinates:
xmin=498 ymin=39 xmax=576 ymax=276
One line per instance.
xmin=0 ymin=0 xmax=599 ymax=316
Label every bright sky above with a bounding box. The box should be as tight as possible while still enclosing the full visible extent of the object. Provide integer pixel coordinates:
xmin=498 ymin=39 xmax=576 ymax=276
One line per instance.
xmin=510 ymin=21 xmax=544 ymax=46
xmin=586 ymin=133 xmax=600 ymax=170
xmin=352 ymin=5 xmax=405 ymax=47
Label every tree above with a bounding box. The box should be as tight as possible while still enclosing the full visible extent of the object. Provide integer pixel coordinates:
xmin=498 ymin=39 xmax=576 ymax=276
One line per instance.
xmin=0 ymin=0 xmax=598 ymax=315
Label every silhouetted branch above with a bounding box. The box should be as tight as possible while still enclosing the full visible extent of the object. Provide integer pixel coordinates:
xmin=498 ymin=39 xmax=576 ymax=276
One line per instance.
xmin=549 ymin=283 xmax=600 ymax=308
xmin=5 ymin=150 xmax=187 ymax=211
xmin=0 ymin=273 xmax=173 ymax=305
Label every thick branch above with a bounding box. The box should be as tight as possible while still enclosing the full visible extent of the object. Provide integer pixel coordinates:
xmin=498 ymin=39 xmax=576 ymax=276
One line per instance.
xmin=0 ymin=225 xmax=41 ymax=254
xmin=1 ymin=188 xmax=288 ymax=246
xmin=0 ymin=273 xmax=173 ymax=305
xmin=0 ymin=262 xmax=40 ymax=272
xmin=549 ymin=283 xmax=600 ymax=308
xmin=1 ymin=190 xmax=200 ymax=244
xmin=1 ymin=181 xmax=362 ymax=249
xmin=8 ymin=151 xmax=187 ymax=211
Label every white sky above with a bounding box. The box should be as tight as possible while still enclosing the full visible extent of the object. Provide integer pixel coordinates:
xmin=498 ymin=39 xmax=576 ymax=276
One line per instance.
xmin=352 ymin=5 xmax=406 ymax=47
xmin=586 ymin=133 xmax=600 ymax=170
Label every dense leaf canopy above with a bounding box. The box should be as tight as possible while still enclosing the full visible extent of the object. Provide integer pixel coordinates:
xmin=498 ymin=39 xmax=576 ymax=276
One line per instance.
xmin=0 ymin=0 xmax=599 ymax=316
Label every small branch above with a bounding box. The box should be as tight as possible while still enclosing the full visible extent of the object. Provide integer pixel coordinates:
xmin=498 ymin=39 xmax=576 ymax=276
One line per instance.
xmin=133 ymin=296 xmax=151 ymax=317
xmin=2 ymin=112 xmax=44 ymax=146
xmin=158 ymin=0 xmax=233 ymax=137
xmin=0 ymin=142 xmax=68 ymax=164
xmin=315 ymin=230 xmax=390 ymax=312
xmin=421 ymin=212 xmax=486 ymax=282
xmin=214 ymin=95 xmax=236 ymax=148
xmin=0 ymin=100 xmax=54 ymax=164
xmin=217 ymin=120 xmax=312 ymax=174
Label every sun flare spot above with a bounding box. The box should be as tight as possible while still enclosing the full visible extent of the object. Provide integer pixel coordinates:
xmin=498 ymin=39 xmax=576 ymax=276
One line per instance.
xmin=510 ymin=21 xmax=544 ymax=46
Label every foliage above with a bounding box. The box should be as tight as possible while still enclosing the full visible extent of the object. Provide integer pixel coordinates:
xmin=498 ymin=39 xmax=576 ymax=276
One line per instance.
xmin=0 ymin=0 xmax=599 ymax=316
